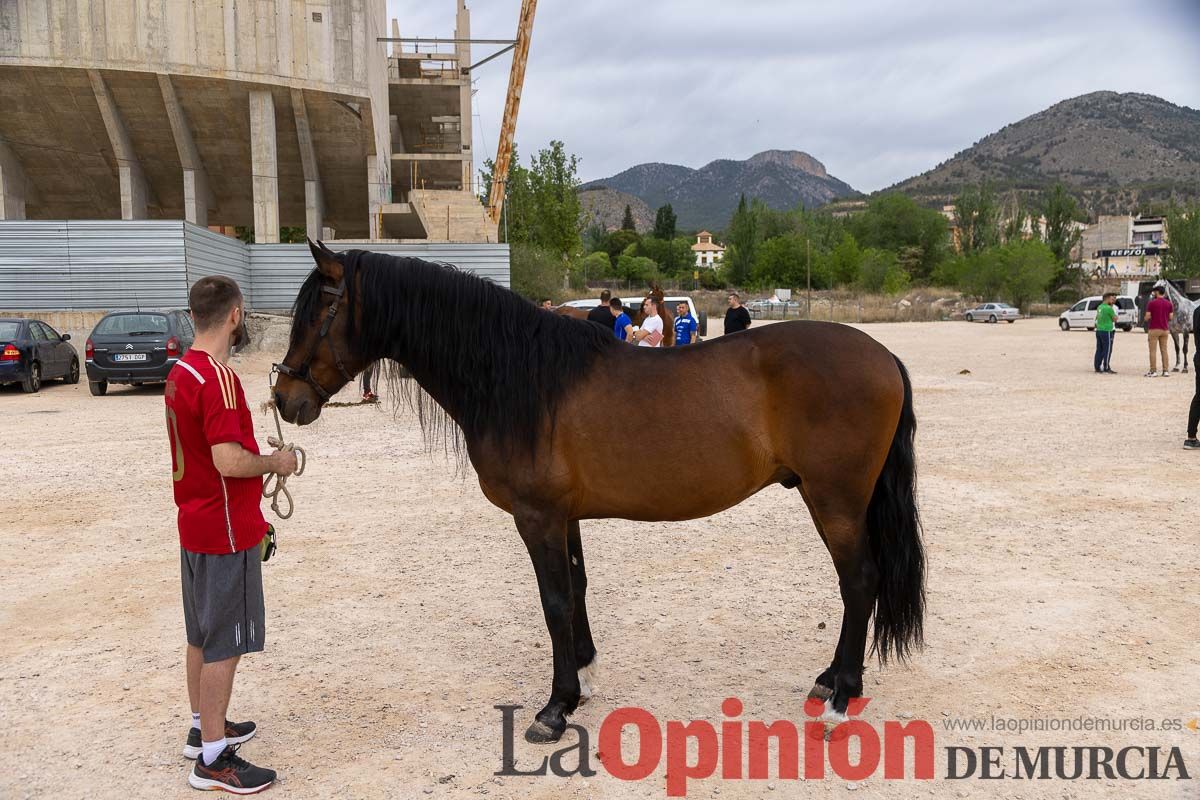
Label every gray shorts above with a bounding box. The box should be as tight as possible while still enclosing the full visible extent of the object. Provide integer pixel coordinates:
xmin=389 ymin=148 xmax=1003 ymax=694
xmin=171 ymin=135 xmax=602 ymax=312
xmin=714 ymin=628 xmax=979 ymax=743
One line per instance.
xmin=181 ymin=546 xmax=266 ymax=663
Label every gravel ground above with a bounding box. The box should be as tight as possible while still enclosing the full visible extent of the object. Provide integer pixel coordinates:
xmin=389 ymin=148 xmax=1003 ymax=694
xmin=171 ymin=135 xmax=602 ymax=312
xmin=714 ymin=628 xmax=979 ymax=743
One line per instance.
xmin=1 ymin=318 xmax=1196 ymax=799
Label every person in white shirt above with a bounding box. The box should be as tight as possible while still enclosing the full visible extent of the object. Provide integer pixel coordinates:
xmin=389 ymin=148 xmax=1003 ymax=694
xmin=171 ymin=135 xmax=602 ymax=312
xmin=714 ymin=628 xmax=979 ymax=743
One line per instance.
xmin=633 ymin=297 xmax=664 ymax=347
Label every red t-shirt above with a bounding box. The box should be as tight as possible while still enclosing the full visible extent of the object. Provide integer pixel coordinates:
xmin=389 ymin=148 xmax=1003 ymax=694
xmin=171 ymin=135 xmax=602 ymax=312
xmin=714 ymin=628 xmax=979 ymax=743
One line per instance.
xmin=1147 ymin=297 xmax=1173 ymax=330
xmin=165 ymin=349 xmax=267 ymax=554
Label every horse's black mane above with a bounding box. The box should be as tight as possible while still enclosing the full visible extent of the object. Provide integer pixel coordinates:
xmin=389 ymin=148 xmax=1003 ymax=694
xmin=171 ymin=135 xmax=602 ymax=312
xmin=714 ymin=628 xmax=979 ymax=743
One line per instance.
xmin=292 ymin=250 xmax=617 ymax=458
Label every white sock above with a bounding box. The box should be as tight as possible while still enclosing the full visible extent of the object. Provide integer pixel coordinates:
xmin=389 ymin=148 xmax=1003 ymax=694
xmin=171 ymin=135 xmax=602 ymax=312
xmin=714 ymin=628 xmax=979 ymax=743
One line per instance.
xmin=191 ymin=712 xmax=201 ymax=731
xmin=201 ymin=737 xmax=227 ymax=766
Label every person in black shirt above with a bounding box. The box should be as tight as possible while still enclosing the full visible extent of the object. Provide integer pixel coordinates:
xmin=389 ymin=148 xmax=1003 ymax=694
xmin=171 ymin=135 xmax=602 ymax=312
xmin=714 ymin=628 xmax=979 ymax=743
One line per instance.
xmin=586 ymin=290 xmax=615 ymax=330
xmin=1185 ymin=303 xmax=1200 ymax=449
xmin=724 ymin=292 xmax=752 ymax=335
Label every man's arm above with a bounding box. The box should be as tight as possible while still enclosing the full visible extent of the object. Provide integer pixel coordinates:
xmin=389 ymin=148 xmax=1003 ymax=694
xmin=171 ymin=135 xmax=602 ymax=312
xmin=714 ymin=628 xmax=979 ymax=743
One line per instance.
xmin=212 ymin=442 xmax=297 ymax=478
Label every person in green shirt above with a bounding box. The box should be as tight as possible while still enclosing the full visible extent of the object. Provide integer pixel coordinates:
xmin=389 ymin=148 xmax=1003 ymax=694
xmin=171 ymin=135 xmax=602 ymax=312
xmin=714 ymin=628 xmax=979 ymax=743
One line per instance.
xmin=1094 ymin=292 xmax=1118 ymax=374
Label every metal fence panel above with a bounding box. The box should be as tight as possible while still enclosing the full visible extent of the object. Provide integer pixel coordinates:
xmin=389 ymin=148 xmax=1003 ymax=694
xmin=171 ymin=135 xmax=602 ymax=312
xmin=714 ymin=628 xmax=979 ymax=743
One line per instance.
xmin=0 ymin=222 xmax=510 ymax=312
xmin=0 ymin=220 xmax=188 ymax=310
xmin=184 ymin=225 xmax=252 ymax=305
xmin=248 ymin=242 xmax=511 ymax=311
xmin=61 ymin=221 xmax=188 ymax=309
xmin=0 ymin=221 xmax=71 ymax=309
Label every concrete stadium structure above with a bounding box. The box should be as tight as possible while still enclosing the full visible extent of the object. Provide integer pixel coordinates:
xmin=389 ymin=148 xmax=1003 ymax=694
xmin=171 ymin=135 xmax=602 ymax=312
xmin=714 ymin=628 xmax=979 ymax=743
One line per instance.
xmin=0 ymin=0 xmax=497 ymax=243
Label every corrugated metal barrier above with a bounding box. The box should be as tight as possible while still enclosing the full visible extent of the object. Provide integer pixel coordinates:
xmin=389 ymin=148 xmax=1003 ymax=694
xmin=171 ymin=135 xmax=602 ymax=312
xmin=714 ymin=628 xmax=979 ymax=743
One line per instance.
xmin=0 ymin=221 xmax=510 ymax=312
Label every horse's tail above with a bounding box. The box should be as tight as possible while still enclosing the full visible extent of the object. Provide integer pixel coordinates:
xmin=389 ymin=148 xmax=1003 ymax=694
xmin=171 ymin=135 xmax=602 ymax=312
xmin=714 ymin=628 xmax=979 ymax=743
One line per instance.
xmin=866 ymin=356 xmax=925 ymax=664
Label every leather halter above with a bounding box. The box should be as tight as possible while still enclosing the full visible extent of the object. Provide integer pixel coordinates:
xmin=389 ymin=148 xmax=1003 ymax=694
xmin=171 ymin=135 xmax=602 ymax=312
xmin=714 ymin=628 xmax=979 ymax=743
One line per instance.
xmin=271 ymin=280 xmax=356 ymax=402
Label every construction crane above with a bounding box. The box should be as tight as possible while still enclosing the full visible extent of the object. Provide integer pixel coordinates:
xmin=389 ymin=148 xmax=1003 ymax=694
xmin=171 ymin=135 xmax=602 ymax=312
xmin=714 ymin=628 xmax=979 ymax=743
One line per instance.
xmin=486 ymin=0 xmax=537 ymax=225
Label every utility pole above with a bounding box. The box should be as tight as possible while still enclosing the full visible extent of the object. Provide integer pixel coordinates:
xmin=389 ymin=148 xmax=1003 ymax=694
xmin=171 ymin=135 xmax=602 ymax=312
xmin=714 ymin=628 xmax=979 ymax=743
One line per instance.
xmin=806 ymin=237 xmax=812 ymax=318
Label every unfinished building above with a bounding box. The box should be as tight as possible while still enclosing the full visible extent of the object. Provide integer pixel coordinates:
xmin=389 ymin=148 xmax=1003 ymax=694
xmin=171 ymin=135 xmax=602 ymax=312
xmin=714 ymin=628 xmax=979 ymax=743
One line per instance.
xmin=0 ymin=0 xmax=498 ymax=243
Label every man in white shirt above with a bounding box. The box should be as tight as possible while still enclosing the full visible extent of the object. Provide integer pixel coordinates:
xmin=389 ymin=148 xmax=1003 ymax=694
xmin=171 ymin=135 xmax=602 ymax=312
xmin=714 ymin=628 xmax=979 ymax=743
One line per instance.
xmin=633 ymin=297 xmax=664 ymax=347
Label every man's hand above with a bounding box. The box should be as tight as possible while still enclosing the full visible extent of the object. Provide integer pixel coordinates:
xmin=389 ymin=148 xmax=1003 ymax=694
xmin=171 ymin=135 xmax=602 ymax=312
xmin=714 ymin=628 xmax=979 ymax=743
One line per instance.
xmin=271 ymin=448 xmax=299 ymax=477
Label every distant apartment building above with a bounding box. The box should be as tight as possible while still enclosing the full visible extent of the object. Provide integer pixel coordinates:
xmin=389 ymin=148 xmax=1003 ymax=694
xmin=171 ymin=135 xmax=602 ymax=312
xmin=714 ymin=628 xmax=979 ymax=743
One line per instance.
xmin=1080 ymin=214 xmax=1168 ymax=277
xmin=692 ymin=230 xmax=725 ymax=267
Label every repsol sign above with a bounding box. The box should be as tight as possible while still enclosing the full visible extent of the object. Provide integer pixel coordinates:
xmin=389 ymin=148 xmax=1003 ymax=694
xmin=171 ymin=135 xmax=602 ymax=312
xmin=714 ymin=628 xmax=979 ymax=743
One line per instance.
xmin=1096 ymin=247 xmax=1162 ymax=257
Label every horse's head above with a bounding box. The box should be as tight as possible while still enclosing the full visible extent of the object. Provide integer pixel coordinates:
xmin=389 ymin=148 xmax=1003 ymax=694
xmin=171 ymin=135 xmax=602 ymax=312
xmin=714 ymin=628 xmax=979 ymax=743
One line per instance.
xmin=273 ymin=240 xmax=371 ymax=425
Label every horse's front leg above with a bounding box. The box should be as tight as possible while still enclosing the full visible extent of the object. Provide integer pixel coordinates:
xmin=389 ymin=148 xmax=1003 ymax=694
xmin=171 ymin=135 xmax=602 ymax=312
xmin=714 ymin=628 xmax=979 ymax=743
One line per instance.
xmin=515 ymin=506 xmax=579 ymax=743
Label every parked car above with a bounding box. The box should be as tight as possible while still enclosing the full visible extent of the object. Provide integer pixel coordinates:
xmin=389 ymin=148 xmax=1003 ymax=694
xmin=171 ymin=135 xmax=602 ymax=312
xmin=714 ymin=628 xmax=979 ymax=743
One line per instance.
xmin=964 ymin=303 xmax=1020 ymax=323
xmin=746 ymin=297 xmax=803 ymax=318
xmin=85 ymin=309 xmax=195 ymax=396
xmin=561 ymin=295 xmax=707 ymax=338
xmin=0 ymin=318 xmax=81 ymax=393
xmin=1058 ymin=296 xmax=1136 ymax=332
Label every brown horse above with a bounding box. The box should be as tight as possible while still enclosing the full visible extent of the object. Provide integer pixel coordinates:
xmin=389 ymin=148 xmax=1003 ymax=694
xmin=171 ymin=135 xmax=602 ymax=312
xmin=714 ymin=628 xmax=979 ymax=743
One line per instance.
xmin=273 ymin=242 xmax=925 ymax=743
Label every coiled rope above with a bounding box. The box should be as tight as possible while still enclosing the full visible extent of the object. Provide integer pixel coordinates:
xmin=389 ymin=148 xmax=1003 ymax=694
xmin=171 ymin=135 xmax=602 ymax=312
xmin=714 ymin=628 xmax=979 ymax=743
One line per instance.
xmin=262 ymin=400 xmax=306 ymax=519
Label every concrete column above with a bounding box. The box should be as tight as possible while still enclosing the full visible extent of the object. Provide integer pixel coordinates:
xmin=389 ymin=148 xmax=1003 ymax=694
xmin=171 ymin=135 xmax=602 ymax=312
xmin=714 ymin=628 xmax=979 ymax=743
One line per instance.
xmin=455 ymin=1 xmax=473 ymax=191
xmin=367 ymin=155 xmax=386 ymax=239
xmin=290 ymin=89 xmax=324 ymax=239
xmin=0 ymin=139 xmax=27 ymax=220
xmin=88 ymin=69 xmax=150 ymax=220
xmin=158 ymin=75 xmax=213 ymax=227
xmin=249 ymin=90 xmax=279 ymax=244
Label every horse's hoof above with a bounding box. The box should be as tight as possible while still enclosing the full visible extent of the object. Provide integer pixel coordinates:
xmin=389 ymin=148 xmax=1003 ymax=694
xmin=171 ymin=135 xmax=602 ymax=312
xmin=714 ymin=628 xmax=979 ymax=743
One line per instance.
xmin=807 ymin=683 xmax=834 ymax=701
xmin=525 ymin=719 xmax=563 ymax=744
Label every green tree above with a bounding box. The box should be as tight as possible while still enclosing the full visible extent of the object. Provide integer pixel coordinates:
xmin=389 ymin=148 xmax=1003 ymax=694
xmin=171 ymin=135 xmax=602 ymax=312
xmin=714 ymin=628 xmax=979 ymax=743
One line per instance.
xmin=847 ymin=193 xmax=948 ymax=281
xmin=725 ymin=194 xmax=757 ymax=286
xmin=615 ymin=254 xmax=658 ymax=282
xmin=1039 ymin=183 xmax=1084 ymax=291
xmin=510 ymin=243 xmax=566 ymax=301
xmin=527 ymin=140 xmax=583 ymax=257
xmin=827 ymin=232 xmax=863 ymax=286
xmin=1162 ymin=203 xmax=1200 ymax=279
xmin=1000 ymin=239 xmax=1057 ymax=310
xmin=857 ymin=248 xmax=899 ymax=293
xmin=953 ymin=183 xmax=1000 ymax=255
xmin=481 ymin=141 xmax=582 ymax=257
xmin=602 ymin=229 xmax=640 ymax=265
xmin=582 ymin=221 xmax=608 ymax=253
xmin=621 ymin=204 xmax=637 ymax=232
xmin=653 ymin=204 xmax=677 ymax=240
xmin=752 ymin=233 xmax=806 ymax=289
xmin=574 ymin=250 xmax=613 ymax=282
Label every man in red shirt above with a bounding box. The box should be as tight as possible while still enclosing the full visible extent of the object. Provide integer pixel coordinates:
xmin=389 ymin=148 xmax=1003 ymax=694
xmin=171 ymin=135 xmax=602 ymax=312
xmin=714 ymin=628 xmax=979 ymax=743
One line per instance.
xmin=166 ymin=276 xmax=297 ymax=793
xmin=1145 ymin=285 xmax=1174 ymax=378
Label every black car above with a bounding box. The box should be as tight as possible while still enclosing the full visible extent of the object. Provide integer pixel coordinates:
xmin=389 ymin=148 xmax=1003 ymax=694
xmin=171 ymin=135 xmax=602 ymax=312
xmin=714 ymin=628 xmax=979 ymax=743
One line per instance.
xmin=85 ymin=310 xmax=195 ymax=396
xmin=0 ymin=318 xmax=81 ymax=393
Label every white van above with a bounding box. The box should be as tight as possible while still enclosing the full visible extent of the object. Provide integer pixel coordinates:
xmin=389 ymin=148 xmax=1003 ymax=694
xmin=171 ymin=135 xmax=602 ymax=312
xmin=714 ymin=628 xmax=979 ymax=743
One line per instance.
xmin=1059 ymin=296 xmax=1136 ymax=332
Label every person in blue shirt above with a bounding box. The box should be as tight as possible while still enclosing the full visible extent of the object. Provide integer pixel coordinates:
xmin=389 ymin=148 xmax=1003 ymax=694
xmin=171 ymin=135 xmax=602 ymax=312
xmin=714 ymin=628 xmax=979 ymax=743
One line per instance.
xmin=610 ymin=297 xmax=633 ymax=342
xmin=673 ymin=301 xmax=698 ymax=346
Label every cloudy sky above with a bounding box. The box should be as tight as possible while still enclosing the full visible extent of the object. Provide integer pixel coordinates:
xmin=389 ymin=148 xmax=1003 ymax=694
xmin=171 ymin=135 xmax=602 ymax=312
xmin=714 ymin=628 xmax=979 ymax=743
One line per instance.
xmin=386 ymin=0 xmax=1200 ymax=193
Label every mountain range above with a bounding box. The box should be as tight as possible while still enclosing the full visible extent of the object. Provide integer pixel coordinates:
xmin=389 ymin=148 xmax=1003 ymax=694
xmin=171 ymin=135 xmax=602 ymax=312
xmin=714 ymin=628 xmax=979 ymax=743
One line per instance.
xmin=579 ymin=92 xmax=1200 ymax=232
xmin=580 ymin=150 xmax=857 ymax=232
xmin=890 ymin=91 xmax=1200 ymax=215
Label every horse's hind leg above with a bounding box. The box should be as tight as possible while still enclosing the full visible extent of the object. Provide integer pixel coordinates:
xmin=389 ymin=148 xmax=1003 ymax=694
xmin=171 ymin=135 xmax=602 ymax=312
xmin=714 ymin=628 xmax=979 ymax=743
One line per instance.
xmin=797 ymin=483 xmax=879 ymax=722
xmin=1172 ymin=331 xmax=1182 ymax=371
xmin=514 ymin=506 xmax=580 ymax=743
xmin=567 ymin=521 xmax=599 ymax=702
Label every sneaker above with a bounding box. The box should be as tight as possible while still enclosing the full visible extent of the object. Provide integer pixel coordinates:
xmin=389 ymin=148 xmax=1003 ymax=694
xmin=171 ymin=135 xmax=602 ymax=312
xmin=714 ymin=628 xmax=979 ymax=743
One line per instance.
xmin=362 ymin=391 xmax=378 ymax=402
xmin=1160 ymin=371 xmax=1170 ymax=377
xmin=189 ymin=744 xmax=275 ymax=794
xmin=1104 ymin=369 xmax=1118 ymax=374
xmin=1184 ymin=439 xmax=1200 ymax=450
xmin=183 ymin=720 xmax=257 ymax=759
xmin=1145 ymin=371 xmax=1158 ymax=377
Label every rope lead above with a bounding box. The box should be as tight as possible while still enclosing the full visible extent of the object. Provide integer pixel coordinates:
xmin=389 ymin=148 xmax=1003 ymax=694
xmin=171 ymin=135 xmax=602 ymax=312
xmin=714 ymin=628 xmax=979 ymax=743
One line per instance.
xmin=263 ymin=400 xmax=306 ymax=520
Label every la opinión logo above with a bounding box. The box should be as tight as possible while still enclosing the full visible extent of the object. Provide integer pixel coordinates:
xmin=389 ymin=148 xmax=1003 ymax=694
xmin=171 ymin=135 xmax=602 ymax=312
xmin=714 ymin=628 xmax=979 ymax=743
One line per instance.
xmin=496 ymin=697 xmax=935 ymax=796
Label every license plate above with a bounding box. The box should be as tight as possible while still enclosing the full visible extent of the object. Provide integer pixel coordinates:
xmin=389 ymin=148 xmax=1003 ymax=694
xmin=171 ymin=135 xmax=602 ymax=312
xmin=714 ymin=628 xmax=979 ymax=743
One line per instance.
xmin=113 ymin=353 xmax=148 ymax=362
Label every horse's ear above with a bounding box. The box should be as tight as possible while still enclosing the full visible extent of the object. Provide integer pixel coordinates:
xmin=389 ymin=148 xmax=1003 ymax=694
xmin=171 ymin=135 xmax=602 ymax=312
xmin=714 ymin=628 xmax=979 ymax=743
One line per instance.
xmin=308 ymin=238 xmax=343 ymax=281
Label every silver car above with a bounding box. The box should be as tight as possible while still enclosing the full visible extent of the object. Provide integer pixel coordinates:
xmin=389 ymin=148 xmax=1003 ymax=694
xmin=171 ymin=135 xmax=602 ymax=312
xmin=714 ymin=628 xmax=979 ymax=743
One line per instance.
xmin=964 ymin=303 xmax=1020 ymax=323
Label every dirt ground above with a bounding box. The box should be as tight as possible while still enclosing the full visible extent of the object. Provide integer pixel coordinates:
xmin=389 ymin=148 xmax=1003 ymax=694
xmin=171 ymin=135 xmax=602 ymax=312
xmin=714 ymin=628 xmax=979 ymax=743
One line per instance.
xmin=1 ymin=318 xmax=1197 ymax=800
